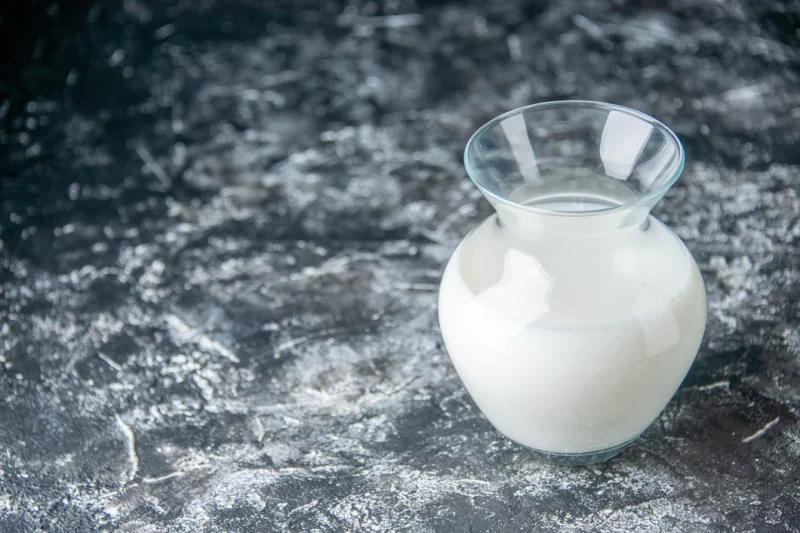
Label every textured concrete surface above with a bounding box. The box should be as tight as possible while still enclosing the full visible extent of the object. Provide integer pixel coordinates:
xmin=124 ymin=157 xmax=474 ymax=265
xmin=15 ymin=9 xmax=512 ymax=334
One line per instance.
xmin=1 ymin=1 xmax=799 ymax=531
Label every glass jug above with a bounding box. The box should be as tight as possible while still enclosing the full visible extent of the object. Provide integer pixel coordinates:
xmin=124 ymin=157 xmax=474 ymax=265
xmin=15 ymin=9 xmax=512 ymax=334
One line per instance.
xmin=438 ymin=101 xmax=707 ymax=465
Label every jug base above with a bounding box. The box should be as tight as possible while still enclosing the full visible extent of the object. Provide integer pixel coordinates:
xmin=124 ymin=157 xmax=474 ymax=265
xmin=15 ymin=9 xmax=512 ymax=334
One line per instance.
xmin=512 ymin=437 xmax=638 ymax=466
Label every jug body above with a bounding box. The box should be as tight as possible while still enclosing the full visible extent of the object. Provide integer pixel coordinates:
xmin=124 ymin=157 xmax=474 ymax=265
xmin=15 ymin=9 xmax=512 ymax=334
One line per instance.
xmin=438 ymin=213 xmax=706 ymax=463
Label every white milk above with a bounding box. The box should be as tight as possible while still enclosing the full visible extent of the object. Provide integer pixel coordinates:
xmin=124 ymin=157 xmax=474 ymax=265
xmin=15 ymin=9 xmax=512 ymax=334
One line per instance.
xmin=438 ymin=207 xmax=706 ymax=455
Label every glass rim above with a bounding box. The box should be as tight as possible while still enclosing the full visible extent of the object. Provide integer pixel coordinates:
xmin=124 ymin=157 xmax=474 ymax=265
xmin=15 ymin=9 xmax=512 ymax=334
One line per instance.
xmin=463 ymin=100 xmax=686 ymax=217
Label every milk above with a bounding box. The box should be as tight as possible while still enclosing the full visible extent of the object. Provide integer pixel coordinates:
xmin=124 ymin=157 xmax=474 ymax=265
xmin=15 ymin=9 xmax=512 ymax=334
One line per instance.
xmin=438 ymin=207 xmax=706 ymax=455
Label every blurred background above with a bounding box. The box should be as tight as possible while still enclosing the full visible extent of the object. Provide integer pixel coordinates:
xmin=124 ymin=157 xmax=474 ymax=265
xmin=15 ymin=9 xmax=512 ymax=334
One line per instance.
xmin=2 ymin=1 xmax=798 ymax=244
xmin=1 ymin=1 xmax=799 ymax=531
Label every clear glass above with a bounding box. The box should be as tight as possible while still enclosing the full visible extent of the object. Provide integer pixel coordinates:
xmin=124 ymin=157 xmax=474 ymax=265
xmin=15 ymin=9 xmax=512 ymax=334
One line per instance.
xmin=465 ymin=100 xmax=685 ymax=224
xmin=439 ymin=101 xmax=706 ymax=465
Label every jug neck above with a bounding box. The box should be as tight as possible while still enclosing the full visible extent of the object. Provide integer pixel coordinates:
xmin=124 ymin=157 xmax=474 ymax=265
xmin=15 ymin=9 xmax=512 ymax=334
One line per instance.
xmin=488 ymin=196 xmax=658 ymax=243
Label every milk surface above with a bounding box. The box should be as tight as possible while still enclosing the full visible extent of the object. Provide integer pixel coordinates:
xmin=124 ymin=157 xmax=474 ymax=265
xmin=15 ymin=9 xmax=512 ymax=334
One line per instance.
xmin=438 ymin=209 xmax=706 ymax=454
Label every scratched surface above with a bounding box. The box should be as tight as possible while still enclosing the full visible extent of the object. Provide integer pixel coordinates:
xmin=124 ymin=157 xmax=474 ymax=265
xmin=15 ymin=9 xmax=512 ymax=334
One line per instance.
xmin=1 ymin=0 xmax=799 ymax=531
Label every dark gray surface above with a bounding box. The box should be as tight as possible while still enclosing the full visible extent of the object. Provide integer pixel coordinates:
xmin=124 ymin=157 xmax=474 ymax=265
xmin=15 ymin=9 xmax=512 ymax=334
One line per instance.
xmin=1 ymin=1 xmax=799 ymax=531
